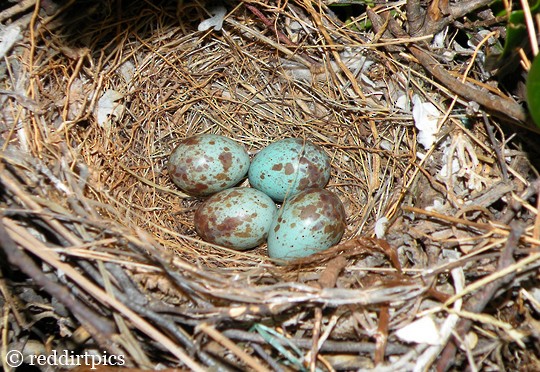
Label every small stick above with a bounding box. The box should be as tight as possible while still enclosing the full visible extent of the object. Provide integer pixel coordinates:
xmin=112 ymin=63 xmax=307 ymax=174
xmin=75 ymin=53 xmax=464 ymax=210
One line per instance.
xmin=520 ymin=0 xmax=539 ymax=56
xmin=383 ymin=17 xmax=528 ymax=124
xmin=309 ymin=308 xmax=323 ymax=372
xmin=0 ymin=0 xmax=36 ymax=23
xmin=3 ymin=218 xmax=205 ymax=371
xmin=436 ymin=222 xmax=523 ymax=371
xmin=374 ymin=305 xmax=390 ymax=365
xmin=252 ymin=343 xmax=285 ymax=372
xmin=0 ymin=219 xmax=116 ymax=340
xmin=244 ymin=4 xmax=296 ymax=48
xmin=222 ymin=329 xmax=410 ymax=354
xmin=482 ymin=112 xmax=509 ymax=180
xmin=198 ymin=323 xmax=271 ymax=372
xmin=243 ymin=3 xmax=319 ymax=66
xmin=226 ymin=18 xmax=313 ymax=68
xmin=308 ymin=256 xmax=348 ymax=370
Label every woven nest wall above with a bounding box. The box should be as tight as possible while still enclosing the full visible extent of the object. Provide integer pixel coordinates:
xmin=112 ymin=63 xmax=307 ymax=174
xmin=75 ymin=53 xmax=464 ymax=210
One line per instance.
xmin=2 ymin=0 xmax=540 ymax=370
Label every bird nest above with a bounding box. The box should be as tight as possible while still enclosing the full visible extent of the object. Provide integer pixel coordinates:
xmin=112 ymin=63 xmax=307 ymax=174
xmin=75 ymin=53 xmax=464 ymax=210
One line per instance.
xmin=1 ymin=0 xmax=540 ymax=370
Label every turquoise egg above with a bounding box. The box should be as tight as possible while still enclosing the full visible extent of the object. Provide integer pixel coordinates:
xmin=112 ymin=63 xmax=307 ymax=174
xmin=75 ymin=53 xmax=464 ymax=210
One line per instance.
xmin=194 ymin=188 xmax=277 ymax=250
xmin=248 ymin=138 xmax=331 ymax=202
xmin=168 ymin=134 xmax=250 ymax=196
xmin=267 ymin=188 xmax=346 ymax=261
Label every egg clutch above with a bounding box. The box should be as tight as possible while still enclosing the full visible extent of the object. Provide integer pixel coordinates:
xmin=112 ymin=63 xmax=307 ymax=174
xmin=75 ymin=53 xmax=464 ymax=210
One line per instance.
xmin=168 ymin=134 xmax=346 ymax=261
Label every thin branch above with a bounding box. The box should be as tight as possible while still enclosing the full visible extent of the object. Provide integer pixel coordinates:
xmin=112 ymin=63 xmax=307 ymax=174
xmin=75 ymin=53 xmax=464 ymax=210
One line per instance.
xmin=482 ymin=112 xmax=509 ymax=180
xmin=436 ymin=222 xmax=523 ymax=371
xmin=406 ymin=0 xmax=426 ymax=36
xmin=0 ymin=218 xmax=116 ymax=342
xmin=384 ymin=18 xmax=529 ymax=124
xmin=421 ymin=0 xmax=493 ymax=36
xmin=221 ymin=329 xmax=410 ymax=355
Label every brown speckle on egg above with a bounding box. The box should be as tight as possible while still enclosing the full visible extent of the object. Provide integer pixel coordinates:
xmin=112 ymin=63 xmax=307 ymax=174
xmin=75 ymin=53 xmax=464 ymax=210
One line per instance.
xmin=299 ymin=204 xmax=319 ymax=220
xmin=168 ymin=134 xmax=250 ymax=196
xmin=267 ymin=188 xmax=346 ymax=260
xmin=248 ymin=138 xmax=331 ymax=202
xmin=193 ymin=188 xmax=277 ymax=250
xmin=219 ymin=152 xmax=232 ymax=171
xmin=284 ymin=163 xmax=295 ymax=175
xmin=184 ymin=136 xmax=200 ymax=145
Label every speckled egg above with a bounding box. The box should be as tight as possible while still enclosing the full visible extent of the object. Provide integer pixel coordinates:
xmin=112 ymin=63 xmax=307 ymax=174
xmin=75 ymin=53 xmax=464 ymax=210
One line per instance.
xmin=248 ymin=138 xmax=331 ymax=202
xmin=168 ymin=134 xmax=250 ymax=196
xmin=194 ymin=187 xmax=278 ymax=250
xmin=267 ymin=188 xmax=346 ymax=261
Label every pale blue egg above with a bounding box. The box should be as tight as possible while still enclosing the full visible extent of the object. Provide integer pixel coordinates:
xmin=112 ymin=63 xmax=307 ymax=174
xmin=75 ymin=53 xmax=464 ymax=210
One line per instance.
xmin=194 ymin=188 xmax=277 ymax=250
xmin=248 ymin=138 xmax=331 ymax=202
xmin=267 ymin=188 xmax=346 ymax=261
xmin=168 ymin=134 xmax=250 ymax=196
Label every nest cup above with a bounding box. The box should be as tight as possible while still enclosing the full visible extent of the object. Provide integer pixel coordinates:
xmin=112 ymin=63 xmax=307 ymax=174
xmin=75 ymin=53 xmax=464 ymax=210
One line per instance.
xmin=51 ymin=2 xmax=407 ymax=266
xmin=0 ymin=0 xmax=442 ymax=370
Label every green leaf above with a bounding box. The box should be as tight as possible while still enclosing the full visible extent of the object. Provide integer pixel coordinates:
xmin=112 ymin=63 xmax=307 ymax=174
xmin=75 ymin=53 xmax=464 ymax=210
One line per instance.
xmin=485 ymin=1 xmax=540 ymax=73
xmin=526 ymin=54 xmax=540 ymax=127
xmin=497 ymin=0 xmax=540 ymax=60
xmin=250 ymin=324 xmax=312 ymax=371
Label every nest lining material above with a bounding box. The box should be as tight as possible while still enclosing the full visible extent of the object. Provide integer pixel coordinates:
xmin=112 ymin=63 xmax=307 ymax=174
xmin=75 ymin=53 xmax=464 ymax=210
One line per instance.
xmin=1 ymin=0 xmax=539 ymax=370
xmin=64 ymin=10 xmax=408 ymax=267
